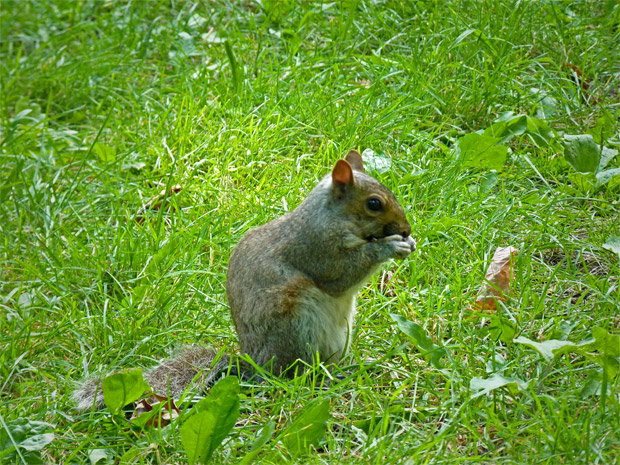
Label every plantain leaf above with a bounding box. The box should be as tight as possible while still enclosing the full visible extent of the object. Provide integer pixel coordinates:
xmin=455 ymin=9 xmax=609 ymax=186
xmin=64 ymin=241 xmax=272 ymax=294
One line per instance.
xmin=457 ymin=133 xmax=508 ymax=171
xmin=282 ymin=400 xmax=330 ymax=456
xmin=470 ymin=373 xmax=529 ymax=398
xmin=562 ymin=134 xmax=601 ymax=174
xmin=180 ymin=377 xmax=240 ymax=464
xmin=102 ymin=369 xmax=151 ymax=415
xmin=93 ymin=143 xmax=116 ymax=163
xmin=0 ymin=418 xmax=55 ymax=464
xmin=513 ymin=336 xmax=576 ymax=362
xmin=391 ymin=313 xmax=448 ymax=369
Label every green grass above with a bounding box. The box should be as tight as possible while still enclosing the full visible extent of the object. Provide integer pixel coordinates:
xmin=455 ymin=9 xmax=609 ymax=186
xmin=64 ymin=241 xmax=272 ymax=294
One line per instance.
xmin=1 ymin=0 xmax=619 ymax=463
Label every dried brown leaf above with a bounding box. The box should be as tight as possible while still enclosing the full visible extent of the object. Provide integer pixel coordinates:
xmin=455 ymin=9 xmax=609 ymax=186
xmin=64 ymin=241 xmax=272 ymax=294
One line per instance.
xmin=130 ymin=399 xmax=153 ymax=421
xmin=130 ymin=394 xmax=181 ymax=428
xmin=473 ymin=246 xmax=519 ymax=311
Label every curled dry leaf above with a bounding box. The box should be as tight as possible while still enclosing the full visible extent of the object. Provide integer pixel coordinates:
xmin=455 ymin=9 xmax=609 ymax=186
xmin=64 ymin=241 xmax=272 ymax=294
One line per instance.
xmin=473 ymin=246 xmax=519 ymax=311
xmin=130 ymin=399 xmax=153 ymax=419
xmin=130 ymin=395 xmax=181 ymax=428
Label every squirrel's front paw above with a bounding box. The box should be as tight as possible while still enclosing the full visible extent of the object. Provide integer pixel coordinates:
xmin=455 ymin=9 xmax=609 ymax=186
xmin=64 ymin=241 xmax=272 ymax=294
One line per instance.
xmin=383 ymin=234 xmax=416 ymax=259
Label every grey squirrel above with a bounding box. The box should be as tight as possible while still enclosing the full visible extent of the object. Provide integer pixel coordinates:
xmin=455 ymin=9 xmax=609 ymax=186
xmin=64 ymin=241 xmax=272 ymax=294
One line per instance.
xmin=73 ymin=150 xmax=415 ymax=410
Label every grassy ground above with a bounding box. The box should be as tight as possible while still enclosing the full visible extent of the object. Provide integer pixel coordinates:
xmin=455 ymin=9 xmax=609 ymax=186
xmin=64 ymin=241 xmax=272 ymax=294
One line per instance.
xmin=1 ymin=0 xmax=619 ymax=463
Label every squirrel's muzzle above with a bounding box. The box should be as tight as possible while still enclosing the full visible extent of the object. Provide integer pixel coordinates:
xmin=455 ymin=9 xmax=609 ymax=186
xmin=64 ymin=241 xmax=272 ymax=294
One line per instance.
xmin=383 ymin=221 xmax=412 ymax=240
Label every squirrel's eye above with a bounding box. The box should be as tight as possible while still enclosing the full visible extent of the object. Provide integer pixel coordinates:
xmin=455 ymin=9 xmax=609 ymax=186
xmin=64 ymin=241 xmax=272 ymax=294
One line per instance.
xmin=367 ymin=198 xmax=382 ymax=211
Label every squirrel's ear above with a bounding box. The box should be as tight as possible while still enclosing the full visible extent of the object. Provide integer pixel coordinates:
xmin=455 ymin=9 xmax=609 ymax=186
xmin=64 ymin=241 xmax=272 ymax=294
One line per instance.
xmin=332 ymin=159 xmax=354 ymax=192
xmin=345 ymin=150 xmax=364 ymax=172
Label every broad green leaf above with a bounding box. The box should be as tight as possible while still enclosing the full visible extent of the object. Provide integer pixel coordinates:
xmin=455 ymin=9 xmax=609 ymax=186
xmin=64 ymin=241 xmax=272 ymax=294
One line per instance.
xmin=181 ymin=377 xmax=240 ymax=465
xmin=93 ymin=143 xmax=117 ymax=163
xmin=282 ymin=400 xmax=330 ymax=456
xmin=121 ymin=160 xmax=146 ymax=172
xmin=603 ymin=236 xmax=620 ymax=260
xmin=568 ymin=172 xmax=597 ymax=192
xmin=580 ymin=371 xmax=613 ymax=399
xmin=457 ymin=133 xmax=508 ymax=171
xmin=578 ymin=327 xmax=620 ymax=379
xmin=598 ymin=147 xmax=618 ymax=170
xmin=484 ymin=113 xmax=555 ymax=148
xmin=19 ymin=434 xmax=55 ymax=452
xmin=13 ymin=97 xmax=45 ymax=123
xmin=525 ymin=116 xmax=555 ymax=147
xmin=0 ymin=419 xmax=54 ymax=464
xmin=362 ymin=148 xmax=392 ymax=174
xmin=181 ymin=410 xmax=218 ymax=465
xmin=187 ymin=13 xmax=207 ymax=30
xmin=596 ymin=168 xmax=620 ymax=187
xmin=494 ymin=111 xmax=517 ymax=122
xmin=193 ymin=377 xmax=240 ymax=448
xmin=469 ymin=171 xmax=498 ymax=195
xmin=562 ymin=134 xmax=600 ymax=174
xmin=536 ymin=95 xmax=560 ymax=119
xmin=129 ymin=402 xmax=164 ymax=429
xmin=488 ymin=316 xmax=515 ymax=344
xmin=0 ymin=419 xmax=53 ymax=450
xmin=390 ymin=313 xmax=447 ymax=369
xmin=470 ymin=374 xmax=528 ymax=398
xmin=517 ymin=328 xmax=619 ymax=378
xmin=581 ymin=373 xmax=602 ymax=399
xmin=587 ymin=114 xmax=616 ymax=145
xmin=102 ymin=369 xmax=151 ymax=415
xmin=590 ymin=326 xmax=620 ymax=358
xmin=484 ymin=114 xmax=527 ymax=144
xmin=239 ymin=421 xmax=276 ymax=465
xmin=88 ymin=448 xmax=111 ymax=465
xmin=513 ymin=336 xmax=576 ymax=362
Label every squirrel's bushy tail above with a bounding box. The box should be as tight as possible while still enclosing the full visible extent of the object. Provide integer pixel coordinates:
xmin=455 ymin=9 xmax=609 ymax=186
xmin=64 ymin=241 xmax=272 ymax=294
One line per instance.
xmin=72 ymin=346 xmax=229 ymax=411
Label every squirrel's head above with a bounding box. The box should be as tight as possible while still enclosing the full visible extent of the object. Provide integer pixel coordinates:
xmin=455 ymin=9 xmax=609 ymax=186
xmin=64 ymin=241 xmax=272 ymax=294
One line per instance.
xmin=331 ymin=150 xmax=412 ymax=242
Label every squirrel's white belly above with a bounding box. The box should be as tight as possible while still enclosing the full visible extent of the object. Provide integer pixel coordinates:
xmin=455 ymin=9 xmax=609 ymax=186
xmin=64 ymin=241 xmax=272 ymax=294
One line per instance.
xmin=296 ymin=287 xmax=356 ymax=364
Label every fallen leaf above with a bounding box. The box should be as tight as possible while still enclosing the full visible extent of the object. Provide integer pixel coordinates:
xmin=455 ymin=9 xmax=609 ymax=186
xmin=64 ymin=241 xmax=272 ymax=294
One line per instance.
xmin=130 ymin=399 xmax=153 ymax=420
xmin=473 ymin=246 xmax=519 ymax=311
xmin=130 ymin=395 xmax=181 ymax=428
